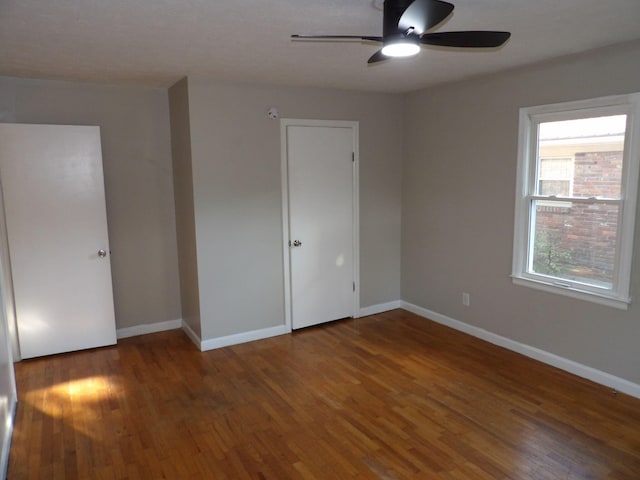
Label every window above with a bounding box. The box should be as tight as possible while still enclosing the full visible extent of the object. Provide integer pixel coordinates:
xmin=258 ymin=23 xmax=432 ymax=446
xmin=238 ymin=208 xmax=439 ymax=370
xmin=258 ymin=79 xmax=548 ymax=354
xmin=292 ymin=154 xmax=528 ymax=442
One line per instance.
xmin=512 ymin=94 xmax=640 ymax=309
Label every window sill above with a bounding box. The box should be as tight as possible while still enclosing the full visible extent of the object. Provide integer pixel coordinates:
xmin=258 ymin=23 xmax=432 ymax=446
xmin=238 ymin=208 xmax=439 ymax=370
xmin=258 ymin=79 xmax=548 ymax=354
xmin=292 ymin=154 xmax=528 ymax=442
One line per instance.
xmin=511 ymin=275 xmax=630 ymax=310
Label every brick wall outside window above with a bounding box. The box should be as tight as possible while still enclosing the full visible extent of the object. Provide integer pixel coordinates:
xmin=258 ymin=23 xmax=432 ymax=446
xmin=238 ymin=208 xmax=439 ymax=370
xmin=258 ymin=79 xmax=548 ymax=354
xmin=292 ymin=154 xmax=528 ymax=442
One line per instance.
xmin=534 ymin=150 xmax=623 ymax=284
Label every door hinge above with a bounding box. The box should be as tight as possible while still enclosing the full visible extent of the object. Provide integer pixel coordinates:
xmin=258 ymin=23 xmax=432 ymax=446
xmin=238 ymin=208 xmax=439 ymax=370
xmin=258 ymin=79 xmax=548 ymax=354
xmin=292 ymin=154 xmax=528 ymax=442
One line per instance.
xmin=353 ymin=281 xmax=355 ymax=292
xmin=352 ymin=152 xmax=355 ymax=162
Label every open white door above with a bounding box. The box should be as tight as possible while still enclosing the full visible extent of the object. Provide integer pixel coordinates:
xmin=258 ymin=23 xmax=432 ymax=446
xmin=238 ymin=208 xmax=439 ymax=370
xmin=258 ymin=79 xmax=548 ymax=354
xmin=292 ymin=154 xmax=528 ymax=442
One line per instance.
xmin=0 ymin=124 xmax=116 ymax=359
xmin=282 ymin=120 xmax=359 ymax=330
xmin=0 ymin=191 xmax=16 ymax=480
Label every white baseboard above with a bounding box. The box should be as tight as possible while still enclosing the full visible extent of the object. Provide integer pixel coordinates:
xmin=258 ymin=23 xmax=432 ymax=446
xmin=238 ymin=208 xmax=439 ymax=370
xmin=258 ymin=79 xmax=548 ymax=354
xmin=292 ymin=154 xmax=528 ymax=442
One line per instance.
xmin=401 ymin=301 xmax=640 ymax=399
xmin=0 ymin=397 xmax=16 ymax=480
xmin=358 ymin=300 xmax=402 ymax=317
xmin=182 ymin=322 xmax=291 ymax=352
xmin=181 ymin=321 xmax=201 ymax=349
xmin=116 ymin=319 xmax=182 ymax=339
xmin=149 ymin=320 xmax=291 ymax=353
xmin=200 ymin=324 xmax=290 ymax=351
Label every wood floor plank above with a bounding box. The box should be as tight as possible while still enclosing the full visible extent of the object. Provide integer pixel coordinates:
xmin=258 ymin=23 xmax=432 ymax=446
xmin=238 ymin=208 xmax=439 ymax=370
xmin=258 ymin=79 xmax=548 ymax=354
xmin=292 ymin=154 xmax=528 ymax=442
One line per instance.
xmin=8 ymin=309 xmax=640 ymax=479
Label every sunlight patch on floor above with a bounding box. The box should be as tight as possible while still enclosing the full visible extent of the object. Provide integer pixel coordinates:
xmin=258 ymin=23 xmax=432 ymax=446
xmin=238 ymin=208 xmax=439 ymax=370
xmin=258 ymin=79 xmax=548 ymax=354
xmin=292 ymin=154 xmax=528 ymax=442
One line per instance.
xmin=24 ymin=375 xmax=120 ymax=439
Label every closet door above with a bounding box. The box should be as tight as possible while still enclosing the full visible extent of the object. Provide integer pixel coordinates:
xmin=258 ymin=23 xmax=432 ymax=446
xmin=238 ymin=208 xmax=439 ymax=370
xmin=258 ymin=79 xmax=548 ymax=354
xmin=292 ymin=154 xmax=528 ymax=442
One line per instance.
xmin=0 ymin=124 xmax=116 ymax=359
xmin=283 ymin=121 xmax=358 ymax=330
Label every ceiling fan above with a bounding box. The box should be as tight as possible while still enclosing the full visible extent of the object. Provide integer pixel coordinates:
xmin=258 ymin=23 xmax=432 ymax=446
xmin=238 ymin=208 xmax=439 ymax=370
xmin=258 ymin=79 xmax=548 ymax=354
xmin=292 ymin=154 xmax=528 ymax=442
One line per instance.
xmin=292 ymin=0 xmax=511 ymax=64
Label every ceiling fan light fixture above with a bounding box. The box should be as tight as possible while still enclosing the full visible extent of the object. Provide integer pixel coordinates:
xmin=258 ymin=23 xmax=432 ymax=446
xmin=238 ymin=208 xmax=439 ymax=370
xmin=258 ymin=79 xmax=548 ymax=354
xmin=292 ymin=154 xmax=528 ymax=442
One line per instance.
xmin=293 ymin=0 xmax=512 ymax=64
xmin=381 ymin=41 xmax=420 ymax=58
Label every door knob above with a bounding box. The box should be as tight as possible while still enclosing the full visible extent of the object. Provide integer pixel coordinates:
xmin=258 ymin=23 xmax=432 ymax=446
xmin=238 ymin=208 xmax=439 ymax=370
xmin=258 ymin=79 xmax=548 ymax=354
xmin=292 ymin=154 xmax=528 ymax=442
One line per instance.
xmin=292 ymin=240 xmax=302 ymax=247
xmin=98 ymin=249 xmax=107 ymax=258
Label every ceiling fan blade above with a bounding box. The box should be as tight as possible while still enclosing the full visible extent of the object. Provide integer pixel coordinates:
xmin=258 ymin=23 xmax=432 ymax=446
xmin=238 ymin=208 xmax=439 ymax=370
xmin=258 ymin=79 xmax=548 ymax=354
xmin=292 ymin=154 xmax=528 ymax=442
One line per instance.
xmin=292 ymin=35 xmax=383 ymax=42
xmin=398 ymin=0 xmax=454 ymax=35
xmin=420 ymin=31 xmax=511 ymax=48
xmin=367 ymin=50 xmax=389 ymax=64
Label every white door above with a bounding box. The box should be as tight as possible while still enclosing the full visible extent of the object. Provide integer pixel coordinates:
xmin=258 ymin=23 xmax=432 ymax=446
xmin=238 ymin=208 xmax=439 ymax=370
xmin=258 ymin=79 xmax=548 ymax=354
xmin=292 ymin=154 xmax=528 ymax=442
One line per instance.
xmin=283 ymin=121 xmax=358 ymax=329
xmin=0 ymin=124 xmax=116 ymax=359
xmin=0 ymin=200 xmax=16 ymax=478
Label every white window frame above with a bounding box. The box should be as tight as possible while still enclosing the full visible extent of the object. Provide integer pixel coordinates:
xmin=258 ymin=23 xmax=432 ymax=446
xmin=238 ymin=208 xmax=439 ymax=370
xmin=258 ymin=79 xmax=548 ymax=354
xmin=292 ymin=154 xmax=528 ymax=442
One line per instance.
xmin=512 ymin=93 xmax=640 ymax=310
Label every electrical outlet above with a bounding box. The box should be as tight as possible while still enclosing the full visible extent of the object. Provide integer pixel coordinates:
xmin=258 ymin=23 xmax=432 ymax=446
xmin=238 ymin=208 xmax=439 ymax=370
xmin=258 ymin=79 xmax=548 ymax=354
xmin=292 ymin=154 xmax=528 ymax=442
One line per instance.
xmin=462 ymin=292 xmax=470 ymax=307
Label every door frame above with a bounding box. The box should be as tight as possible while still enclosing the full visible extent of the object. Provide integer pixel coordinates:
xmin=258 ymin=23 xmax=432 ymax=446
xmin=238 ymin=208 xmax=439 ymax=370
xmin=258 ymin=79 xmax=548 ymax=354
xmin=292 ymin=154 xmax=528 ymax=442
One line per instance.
xmin=0 ymin=180 xmax=20 ymax=362
xmin=0 ymin=180 xmax=17 ymax=480
xmin=280 ymin=119 xmax=360 ymax=331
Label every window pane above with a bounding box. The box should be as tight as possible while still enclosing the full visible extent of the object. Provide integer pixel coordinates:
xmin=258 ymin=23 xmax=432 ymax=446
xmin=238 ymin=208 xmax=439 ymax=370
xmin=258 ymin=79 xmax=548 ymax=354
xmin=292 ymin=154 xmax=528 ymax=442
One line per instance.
xmin=531 ymin=200 xmax=619 ymax=288
xmin=540 ymin=158 xmax=572 ymax=180
xmin=539 ymin=179 xmax=570 ymax=196
xmin=537 ymin=115 xmax=626 ymax=199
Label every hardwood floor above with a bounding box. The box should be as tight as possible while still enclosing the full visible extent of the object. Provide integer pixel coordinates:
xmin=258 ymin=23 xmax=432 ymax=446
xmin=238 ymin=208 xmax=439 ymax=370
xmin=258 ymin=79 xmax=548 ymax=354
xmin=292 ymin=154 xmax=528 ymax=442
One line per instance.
xmin=8 ymin=309 xmax=640 ymax=479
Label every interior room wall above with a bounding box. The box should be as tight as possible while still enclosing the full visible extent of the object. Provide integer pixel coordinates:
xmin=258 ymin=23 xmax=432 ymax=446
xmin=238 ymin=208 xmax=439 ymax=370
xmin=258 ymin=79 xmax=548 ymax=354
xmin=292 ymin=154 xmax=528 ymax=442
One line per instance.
xmin=185 ymin=79 xmax=404 ymax=341
xmin=402 ymin=40 xmax=640 ymax=385
xmin=168 ymin=78 xmax=201 ymax=337
xmin=0 ymin=76 xmax=182 ymax=331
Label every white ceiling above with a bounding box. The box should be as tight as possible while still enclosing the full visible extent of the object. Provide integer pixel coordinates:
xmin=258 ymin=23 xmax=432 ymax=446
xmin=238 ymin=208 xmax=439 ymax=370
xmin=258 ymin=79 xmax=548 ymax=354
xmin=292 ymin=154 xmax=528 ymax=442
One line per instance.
xmin=1 ymin=0 xmax=640 ymax=93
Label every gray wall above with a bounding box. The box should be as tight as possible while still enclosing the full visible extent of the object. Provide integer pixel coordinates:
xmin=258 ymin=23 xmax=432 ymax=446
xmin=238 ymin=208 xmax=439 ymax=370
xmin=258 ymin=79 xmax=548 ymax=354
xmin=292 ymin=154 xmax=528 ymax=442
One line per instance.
xmin=168 ymin=78 xmax=201 ymax=337
xmin=186 ymin=79 xmax=403 ymax=340
xmin=0 ymin=76 xmax=182 ymax=330
xmin=402 ymin=40 xmax=640 ymax=384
